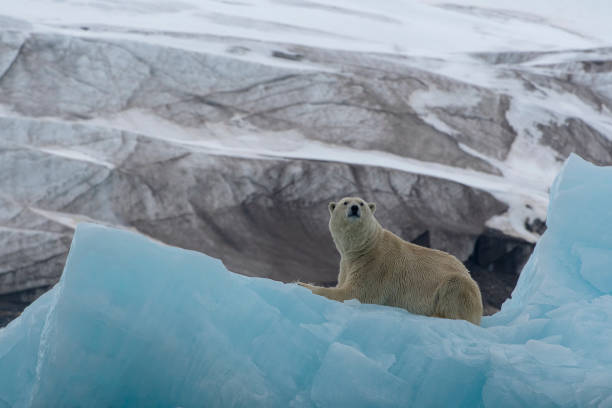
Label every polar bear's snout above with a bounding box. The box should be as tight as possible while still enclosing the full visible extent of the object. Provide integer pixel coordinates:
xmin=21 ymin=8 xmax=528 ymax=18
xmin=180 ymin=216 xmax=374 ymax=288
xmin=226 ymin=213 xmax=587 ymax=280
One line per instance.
xmin=348 ymin=204 xmax=360 ymax=218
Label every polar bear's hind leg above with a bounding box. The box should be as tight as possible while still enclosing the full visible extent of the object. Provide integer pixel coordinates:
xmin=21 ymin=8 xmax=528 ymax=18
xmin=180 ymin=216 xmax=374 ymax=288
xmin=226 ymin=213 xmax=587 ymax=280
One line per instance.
xmin=433 ymin=276 xmax=482 ymax=325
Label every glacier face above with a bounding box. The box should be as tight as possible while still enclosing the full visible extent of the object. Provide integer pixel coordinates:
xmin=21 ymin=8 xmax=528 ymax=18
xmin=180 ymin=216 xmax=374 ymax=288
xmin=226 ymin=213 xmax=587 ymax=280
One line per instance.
xmin=2 ymin=0 xmax=612 ymax=323
xmin=1 ymin=154 xmax=612 ymax=407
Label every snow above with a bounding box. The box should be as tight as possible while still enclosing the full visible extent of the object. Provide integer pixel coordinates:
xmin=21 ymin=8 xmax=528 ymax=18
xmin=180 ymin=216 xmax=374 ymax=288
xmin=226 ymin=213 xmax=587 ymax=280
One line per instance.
xmin=1 ymin=0 xmax=612 ymax=244
xmin=28 ymin=207 xmax=107 ymax=231
xmin=92 ymin=109 xmax=548 ymax=199
xmin=27 ymin=146 xmax=115 ymax=169
xmin=0 ymin=0 xmax=608 ymax=56
xmin=1 ymin=154 xmax=612 ymax=406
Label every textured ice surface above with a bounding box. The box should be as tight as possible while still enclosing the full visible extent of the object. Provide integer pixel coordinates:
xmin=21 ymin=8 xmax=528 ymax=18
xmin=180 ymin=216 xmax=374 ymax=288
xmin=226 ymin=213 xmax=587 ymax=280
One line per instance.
xmin=1 ymin=154 xmax=612 ymax=407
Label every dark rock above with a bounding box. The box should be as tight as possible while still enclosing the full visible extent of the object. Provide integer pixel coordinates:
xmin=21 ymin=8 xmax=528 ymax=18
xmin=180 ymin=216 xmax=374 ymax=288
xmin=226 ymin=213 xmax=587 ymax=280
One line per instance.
xmin=466 ymin=231 xmax=534 ymax=314
xmin=411 ymin=230 xmax=431 ymax=247
xmin=271 ymin=50 xmax=304 ymax=61
xmin=0 ymin=286 xmax=51 ymax=327
xmin=525 ymin=218 xmax=547 ymax=235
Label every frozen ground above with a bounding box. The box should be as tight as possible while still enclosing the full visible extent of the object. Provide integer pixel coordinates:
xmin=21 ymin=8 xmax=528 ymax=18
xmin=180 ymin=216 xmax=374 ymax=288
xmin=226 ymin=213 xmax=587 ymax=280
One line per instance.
xmin=1 ymin=0 xmax=612 ymax=321
xmin=1 ymin=154 xmax=611 ymax=407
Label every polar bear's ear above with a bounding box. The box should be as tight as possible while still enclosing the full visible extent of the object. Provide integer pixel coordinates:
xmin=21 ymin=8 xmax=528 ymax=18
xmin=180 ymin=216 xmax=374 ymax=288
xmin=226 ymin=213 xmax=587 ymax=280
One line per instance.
xmin=368 ymin=202 xmax=376 ymax=213
xmin=329 ymin=202 xmax=336 ymax=214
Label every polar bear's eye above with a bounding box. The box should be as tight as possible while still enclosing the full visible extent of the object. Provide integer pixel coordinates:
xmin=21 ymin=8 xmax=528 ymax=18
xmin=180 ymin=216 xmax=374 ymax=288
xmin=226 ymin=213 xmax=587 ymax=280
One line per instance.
xmin=359 ymin=202 xmax=364 ymax=206
xmin=343 ymin=201 xmax=348 ymax=205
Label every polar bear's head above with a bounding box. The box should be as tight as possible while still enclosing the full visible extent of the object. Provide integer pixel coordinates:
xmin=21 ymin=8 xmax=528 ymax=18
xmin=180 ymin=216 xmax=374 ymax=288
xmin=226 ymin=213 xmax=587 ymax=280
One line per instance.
xmin=328 ymin=196 xmax=380 ymax=255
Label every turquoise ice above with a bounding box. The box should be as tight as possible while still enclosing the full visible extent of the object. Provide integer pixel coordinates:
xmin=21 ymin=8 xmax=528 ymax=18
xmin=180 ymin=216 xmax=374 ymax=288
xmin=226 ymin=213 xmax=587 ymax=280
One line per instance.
xmin=1 ymin=154 xmax=612 ymax=407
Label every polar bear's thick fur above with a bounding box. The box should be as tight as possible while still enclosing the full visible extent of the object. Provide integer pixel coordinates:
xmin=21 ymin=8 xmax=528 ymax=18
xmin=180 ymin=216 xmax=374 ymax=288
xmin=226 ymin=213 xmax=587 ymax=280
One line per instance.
xmin=299 ymin=197 xmax=483 ymax=325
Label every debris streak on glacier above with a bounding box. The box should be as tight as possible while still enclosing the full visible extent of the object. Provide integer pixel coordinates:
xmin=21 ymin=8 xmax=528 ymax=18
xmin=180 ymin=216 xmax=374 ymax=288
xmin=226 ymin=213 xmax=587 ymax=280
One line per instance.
xmin=1 ymin=154 xmax=611 ymax=407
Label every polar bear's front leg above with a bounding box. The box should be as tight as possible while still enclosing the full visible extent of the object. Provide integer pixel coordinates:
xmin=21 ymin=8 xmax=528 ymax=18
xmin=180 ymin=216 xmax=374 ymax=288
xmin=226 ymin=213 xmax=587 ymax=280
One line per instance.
xmin=297 ymin=282 xmax=356 ymax=302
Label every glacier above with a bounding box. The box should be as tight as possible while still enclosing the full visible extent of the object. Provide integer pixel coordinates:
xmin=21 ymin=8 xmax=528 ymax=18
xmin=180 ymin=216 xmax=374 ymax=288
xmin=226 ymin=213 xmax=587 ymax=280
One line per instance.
xmin=1 ymin=154 xmax=612 ymax=407
xmin=3 ymin=0 xmax=612 ymax=321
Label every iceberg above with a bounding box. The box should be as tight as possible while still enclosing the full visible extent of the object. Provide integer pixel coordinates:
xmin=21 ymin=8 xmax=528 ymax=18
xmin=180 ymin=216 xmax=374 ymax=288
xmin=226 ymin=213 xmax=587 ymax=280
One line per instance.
xmin=1 ymin=154 xmax=612 ymax=407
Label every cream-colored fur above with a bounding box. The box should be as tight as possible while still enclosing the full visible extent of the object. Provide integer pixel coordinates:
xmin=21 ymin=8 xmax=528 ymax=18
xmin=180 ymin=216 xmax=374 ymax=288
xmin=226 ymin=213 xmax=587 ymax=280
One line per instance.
xmin=299 ymin=197 xmax=483 ymax=325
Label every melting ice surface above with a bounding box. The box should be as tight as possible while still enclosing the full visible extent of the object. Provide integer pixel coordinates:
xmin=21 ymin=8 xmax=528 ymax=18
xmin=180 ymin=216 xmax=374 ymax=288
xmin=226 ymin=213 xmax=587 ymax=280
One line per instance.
xmin=1 ymin=154 xmax=612 ymax=407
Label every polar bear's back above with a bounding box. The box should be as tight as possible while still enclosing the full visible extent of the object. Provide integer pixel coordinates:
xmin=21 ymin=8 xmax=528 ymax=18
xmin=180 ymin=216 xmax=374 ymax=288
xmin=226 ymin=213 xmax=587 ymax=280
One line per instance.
xmin=376 ymin=229 xmax=480 ymax=320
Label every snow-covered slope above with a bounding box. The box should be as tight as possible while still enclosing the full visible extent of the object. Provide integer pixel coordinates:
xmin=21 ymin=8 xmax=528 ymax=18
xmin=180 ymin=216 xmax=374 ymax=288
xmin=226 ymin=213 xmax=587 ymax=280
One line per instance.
xmin=1 ymin=0 xmax=611 ymax=55
xmin=1 ymin=0 xmax=611 ymax=322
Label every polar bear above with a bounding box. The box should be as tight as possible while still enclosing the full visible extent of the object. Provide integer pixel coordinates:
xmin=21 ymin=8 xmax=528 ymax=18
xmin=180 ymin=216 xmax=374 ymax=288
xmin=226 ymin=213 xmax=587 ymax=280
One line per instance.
xmin=299 ymin=197 xmax=483 ymax=325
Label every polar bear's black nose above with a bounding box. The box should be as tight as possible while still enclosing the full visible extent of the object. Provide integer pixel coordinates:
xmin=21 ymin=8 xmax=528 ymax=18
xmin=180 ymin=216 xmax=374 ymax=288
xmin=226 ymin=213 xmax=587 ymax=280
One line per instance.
xmin=350 ymin=205 xmax=359 ymax=214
